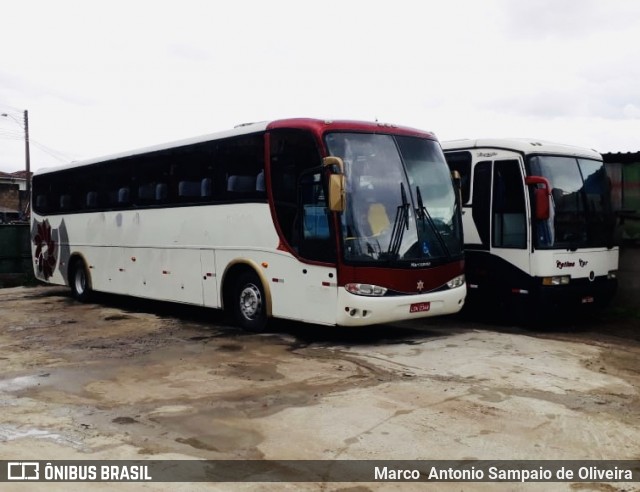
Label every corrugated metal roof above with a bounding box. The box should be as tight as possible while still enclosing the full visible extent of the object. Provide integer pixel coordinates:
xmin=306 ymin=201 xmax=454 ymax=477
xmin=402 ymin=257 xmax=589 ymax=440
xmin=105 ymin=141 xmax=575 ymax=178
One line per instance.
xmin=602 ymin=152 xmax=640 ymax=164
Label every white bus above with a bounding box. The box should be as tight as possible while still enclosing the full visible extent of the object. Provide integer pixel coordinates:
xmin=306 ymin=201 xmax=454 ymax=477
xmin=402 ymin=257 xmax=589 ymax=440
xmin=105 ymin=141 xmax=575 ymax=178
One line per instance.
xmin=31 ymin=118 xmax=466 ymax=330
xmin=442 ymin=138 xmax=618 ymax=318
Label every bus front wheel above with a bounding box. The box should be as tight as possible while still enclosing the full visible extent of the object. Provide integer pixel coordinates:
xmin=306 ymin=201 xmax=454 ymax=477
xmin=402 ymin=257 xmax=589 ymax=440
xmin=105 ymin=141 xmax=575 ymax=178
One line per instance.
xmin=232 ymin=271 xmax=267 ymax=332
xmin=70 ymin=259 xmax=92 ymax=302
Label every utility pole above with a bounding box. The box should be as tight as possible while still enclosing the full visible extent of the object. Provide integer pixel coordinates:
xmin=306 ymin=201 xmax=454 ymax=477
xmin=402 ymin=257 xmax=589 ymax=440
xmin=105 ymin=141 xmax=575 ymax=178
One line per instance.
xmin=23 ymin=109 xmax=31 ymax=219
xmin=1 ymin=109 xmax=31 ymax=219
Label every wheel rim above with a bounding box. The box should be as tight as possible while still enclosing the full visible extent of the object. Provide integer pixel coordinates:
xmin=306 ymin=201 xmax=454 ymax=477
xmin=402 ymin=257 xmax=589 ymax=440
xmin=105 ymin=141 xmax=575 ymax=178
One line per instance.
xmin=74 ymin=267 xmax=86 ymax=295
xmin=239 ymin=283 xmax=262 ymax=320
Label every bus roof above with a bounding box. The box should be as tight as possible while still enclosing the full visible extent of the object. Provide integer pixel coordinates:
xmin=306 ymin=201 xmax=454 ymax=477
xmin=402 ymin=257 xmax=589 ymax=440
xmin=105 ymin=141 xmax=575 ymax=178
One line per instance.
xmin=441 ymin=138 xmax=602 ymax=160
xmin=35 ymin=118 xmax=437 ymax=175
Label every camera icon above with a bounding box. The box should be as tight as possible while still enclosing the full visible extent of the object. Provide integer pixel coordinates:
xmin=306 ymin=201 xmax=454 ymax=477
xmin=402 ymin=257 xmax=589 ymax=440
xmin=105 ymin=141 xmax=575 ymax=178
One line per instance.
xmin=7 ymin=462 xmax=40 ymax=480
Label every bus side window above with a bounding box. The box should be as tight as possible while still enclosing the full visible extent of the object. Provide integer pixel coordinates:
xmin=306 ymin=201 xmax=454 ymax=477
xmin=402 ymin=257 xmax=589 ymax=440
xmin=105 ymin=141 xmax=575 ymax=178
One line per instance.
xmin=269 ymin=129 xmax=323 ymax=256
xmin=218 ymin=134 xmax=265 ymax=201
xmin=492 ymin=160 xmax=526 ymax=249
xmin=472 ymin=161 xmax=491 ymax=248
xmin=298 ymin=170 xmax=335 ymax=262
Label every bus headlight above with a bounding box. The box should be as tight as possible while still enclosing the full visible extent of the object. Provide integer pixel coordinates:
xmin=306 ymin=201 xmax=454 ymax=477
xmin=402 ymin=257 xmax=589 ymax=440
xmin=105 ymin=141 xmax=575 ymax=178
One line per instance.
xmin=446 ymin=274 xmax=465 ymax=289
xmin=345 ymin=283 xmax=387 ymax=297
xmin=542 ymin=275 xmax=570 ymax=286
xmin=607 ymin=270 xmax=617 ymax=280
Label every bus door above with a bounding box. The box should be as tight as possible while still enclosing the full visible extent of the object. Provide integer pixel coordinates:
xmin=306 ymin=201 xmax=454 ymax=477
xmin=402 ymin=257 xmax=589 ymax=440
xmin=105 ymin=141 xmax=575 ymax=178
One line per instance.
xmin=469 ymin=156 xmax=530 ymax=302
xmin=286 ymin=168 xmax=338 ymax=324
xmin=268 ymin=130 xmax=338 ymax=324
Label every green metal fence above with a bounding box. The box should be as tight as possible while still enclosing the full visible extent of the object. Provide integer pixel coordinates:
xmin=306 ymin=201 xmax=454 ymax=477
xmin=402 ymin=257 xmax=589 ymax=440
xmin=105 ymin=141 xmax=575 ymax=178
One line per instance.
xmin=0 ymin=224 xmax=33 ymax=284
xmin=621 ymin=163 xmax=640 ymax=241
xmin=604 ymin=153 xmax=640 ymax=243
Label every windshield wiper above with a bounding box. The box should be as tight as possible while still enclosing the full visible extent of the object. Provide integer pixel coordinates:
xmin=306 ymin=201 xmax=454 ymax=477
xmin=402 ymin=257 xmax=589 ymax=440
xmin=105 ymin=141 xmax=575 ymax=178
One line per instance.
xmin=387 ymin=183 xmax=410 ymax=259
xmin=416 ymin=186 xmax=451 ymax=258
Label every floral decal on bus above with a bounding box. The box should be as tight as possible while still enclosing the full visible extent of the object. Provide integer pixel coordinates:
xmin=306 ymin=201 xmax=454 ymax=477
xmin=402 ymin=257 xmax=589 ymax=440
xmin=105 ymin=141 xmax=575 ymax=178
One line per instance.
xmin=33 ymin=219 xmax=58 ymax=279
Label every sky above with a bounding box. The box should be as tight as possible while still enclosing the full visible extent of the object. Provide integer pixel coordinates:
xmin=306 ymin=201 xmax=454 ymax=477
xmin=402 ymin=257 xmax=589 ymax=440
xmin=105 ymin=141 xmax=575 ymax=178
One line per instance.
xmin=1 ymin=0 xmax=639 ymax=173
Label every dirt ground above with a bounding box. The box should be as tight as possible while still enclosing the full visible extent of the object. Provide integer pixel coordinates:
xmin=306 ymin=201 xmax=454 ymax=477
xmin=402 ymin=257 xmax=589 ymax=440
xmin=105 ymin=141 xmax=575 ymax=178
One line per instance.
xmin=0 ymin=285 xmax=639 ymax=491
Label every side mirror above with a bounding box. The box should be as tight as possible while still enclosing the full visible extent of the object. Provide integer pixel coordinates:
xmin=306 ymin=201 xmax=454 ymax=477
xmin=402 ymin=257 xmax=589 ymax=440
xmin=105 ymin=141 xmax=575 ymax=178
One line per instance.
xmin=525 ymin=176 xmax=551 ymax=221
xmin=328 ymin=174 xmax=346 ymax=212
xmin=323 ymin=156 xmax=346 ymax=212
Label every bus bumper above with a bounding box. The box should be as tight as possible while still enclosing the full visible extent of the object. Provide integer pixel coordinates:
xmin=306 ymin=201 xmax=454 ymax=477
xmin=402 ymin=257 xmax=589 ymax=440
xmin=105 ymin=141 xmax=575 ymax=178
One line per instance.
xmin=335 ymin=284 xmax=467 ymax=327
xmin=535 ymin=276 xmax=618 ymax=310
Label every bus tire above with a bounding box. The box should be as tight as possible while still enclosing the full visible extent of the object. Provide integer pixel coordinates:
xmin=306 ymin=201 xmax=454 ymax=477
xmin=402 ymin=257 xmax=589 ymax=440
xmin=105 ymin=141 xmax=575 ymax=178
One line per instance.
xmin=70 ymin=258 xmax=92 ymax=302
xmin=232 ymin=270 xmax=267 ymax=332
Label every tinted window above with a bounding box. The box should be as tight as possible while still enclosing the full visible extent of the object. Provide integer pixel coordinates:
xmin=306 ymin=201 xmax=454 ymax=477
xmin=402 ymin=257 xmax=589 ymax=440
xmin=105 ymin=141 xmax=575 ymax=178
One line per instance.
xmin=32 ymin=133 xmax=267 ymax=215
xmin=492 ymin=160 xmax=527 ymax=249
xmin=270 ymin=129 xmax=321 ymax=253
xmin=472 ymin=161 xmax=491 ymax=247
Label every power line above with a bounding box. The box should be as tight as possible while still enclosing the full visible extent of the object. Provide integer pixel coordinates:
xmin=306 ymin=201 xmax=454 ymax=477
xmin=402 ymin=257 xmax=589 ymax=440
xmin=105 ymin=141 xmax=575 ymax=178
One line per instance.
xmin=0 ymin=103 xmax=23 ymax=114
xmin=30 ymin=141 xmax=75 ymax=163
xmin=0 ymin=128 xmax=24 ymax=138
xmin=0 ymin=134 xmax=23 ymax=141
xmin=1 ymin=136 xmax=75 ymax=165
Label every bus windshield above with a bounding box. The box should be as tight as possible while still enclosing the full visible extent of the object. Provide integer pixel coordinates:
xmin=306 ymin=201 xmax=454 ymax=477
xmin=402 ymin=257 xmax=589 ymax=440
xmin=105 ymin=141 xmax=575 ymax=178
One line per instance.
xmin=528 ymin=155 xmax=615 ymax=249
xmin=325 ymin=132 xmax=462 ymax=265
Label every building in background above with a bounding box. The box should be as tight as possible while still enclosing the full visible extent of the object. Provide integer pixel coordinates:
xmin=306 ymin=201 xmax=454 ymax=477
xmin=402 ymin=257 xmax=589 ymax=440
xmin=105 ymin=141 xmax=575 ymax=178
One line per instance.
xmin=0 ymin=170 xmax=29 ymax=222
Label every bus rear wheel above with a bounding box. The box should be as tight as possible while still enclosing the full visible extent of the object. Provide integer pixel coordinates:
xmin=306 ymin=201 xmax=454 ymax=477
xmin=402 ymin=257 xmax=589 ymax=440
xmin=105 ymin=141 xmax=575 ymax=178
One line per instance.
xmin=232 ymin=271 xmax=267 ymax=332
xmin=70 ymin=259 xmax=92 ymax=302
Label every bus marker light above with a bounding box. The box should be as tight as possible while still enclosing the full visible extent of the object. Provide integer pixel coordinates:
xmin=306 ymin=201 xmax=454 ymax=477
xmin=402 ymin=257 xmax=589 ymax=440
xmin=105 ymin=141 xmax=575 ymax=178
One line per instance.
xmin=542 ymin=275 xmax=570 ymax=286
xmin=410 ymin=302 xmax=430 ymax=313
xmin=261 ymin=262 xmax=268 ymax=268
xmin=131 ymin=257 xmax=136 ymax=262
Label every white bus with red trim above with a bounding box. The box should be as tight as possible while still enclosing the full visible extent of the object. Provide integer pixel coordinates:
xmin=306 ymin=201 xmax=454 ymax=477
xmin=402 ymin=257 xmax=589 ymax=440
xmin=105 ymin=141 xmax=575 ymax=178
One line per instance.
xmin=31 ymin=118 xmax=466 ymax=330
xmin=442 ymin=138 xmax=618 ymax=318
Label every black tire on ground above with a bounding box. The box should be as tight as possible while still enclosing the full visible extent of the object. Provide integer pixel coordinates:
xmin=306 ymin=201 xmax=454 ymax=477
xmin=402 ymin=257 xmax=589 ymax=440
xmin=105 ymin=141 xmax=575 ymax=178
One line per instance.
xmin=69 ymin=259 xmax=92 ymax=302
xmin=232 ymin=270 xmax=268 ymax=332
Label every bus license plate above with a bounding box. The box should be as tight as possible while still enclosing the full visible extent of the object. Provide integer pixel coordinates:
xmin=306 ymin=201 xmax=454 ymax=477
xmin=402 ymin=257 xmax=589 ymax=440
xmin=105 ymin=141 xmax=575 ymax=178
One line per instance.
xmin=410 ymin=302 xmax=431 ymax=313
xmin=581 ymin=296 xmax=594 ymax=304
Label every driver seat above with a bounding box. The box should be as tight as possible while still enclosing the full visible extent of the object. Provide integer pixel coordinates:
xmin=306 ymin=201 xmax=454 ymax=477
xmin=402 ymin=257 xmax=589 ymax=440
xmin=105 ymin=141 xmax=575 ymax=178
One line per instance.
xmin=368 ymin=203 xmax=390 ymax=236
